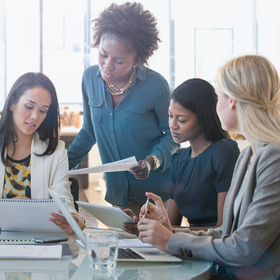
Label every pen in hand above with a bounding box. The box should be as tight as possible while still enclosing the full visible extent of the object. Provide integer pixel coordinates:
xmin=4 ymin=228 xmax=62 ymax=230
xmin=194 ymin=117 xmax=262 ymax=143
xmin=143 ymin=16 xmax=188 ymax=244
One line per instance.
xmin=142 ymin=197 xmax=150 ymax=219
xmin=138 ymin=197 xmax=150 ymax=240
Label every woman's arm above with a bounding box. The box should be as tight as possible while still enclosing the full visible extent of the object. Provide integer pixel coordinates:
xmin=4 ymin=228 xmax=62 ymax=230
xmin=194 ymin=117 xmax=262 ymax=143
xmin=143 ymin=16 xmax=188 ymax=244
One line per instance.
xmin=49 ymin=141 xmax=85 ymax=234
xmin=167 ymin=198 xmax=182 ymax=226
xmin=68 ymin=77 xmax=96 ymax=170
xmin=149 ymin=82 xmax=180 ymax=172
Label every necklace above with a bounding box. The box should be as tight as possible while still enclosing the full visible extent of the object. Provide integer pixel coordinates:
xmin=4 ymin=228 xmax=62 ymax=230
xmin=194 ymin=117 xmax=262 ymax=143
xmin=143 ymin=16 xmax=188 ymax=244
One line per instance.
xmin=105 ymin=67 xmax=136 ymax=96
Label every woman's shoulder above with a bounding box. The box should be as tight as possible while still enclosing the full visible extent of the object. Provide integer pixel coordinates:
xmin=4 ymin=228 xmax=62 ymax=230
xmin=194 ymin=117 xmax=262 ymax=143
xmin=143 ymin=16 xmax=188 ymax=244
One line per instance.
xmin=211 ymin=138 xmax=240 ymax=153
xmin=209 ymin=138 xmax=240 ymax=164
xmin=171 ymin=147 xmax=191 ymax=165
xmin=256 ymin=143 xmax=280 ymax=160
xmin=82 ymin=65 xmax=99 ymax=79
xmin=140 ymin=66 xmax=169 ymax=86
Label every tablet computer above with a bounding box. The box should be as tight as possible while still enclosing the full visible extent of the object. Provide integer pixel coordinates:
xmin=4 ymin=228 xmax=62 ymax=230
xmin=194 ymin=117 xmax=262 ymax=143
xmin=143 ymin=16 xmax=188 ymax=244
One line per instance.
xmin=76 ymin=201 xmax=136 ymax=229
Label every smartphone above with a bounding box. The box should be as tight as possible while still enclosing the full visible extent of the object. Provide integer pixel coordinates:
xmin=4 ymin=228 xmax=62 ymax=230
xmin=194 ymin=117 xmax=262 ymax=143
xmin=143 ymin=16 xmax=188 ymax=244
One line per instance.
xmin=32 ymin=235 xmax=68 ymax=243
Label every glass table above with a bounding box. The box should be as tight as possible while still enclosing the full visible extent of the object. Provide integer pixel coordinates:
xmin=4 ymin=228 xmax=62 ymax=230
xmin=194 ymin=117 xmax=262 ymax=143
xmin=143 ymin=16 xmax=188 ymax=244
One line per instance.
xmin=0 ymin=228 xmax=212 ymax=280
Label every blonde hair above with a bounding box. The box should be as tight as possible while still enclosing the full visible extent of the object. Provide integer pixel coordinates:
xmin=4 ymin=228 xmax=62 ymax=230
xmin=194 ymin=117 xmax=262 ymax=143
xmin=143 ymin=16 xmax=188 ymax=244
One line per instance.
xmin=216 ymin=55 xmax=280 ymax=146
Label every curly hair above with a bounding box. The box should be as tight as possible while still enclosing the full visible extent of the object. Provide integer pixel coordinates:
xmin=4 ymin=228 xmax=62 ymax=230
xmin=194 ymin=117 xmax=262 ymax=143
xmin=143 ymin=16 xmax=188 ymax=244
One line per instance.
xmin=92 ymin=2 xmax=161 ymax=65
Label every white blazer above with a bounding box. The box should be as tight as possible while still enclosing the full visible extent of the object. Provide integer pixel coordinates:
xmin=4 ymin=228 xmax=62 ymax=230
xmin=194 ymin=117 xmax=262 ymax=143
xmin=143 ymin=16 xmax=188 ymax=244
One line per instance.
xmin=0 ymin=132 xmax=76 ymax=212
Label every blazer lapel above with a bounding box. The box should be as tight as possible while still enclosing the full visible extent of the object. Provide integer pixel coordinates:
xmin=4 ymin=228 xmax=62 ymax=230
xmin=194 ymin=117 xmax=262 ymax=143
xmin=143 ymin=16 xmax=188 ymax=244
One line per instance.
xmin=31 ymin=133 xmax=45 ymax=198
xmin=0 ymin=150 xmax=7 ymax=196
xmin=223 ymin=146 xmax=252 ymax=234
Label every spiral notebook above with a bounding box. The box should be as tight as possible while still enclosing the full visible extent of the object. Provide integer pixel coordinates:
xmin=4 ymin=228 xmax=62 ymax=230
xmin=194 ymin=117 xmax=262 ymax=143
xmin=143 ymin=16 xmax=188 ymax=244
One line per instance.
xmin=0 ymin=198 xmax=68 ymax=233
xmin=0 ymin=259 xmax=70 ymax=274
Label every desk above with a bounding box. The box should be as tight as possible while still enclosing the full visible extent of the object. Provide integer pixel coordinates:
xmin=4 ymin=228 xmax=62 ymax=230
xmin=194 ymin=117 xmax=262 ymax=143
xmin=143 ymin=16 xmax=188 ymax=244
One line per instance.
xmin=0 ymin=229 xmax=212 ymax=280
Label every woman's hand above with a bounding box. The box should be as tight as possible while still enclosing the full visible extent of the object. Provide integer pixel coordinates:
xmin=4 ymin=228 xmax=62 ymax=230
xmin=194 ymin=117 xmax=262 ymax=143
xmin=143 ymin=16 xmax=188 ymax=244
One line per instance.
xmin=129 ymin=157 xmax=153 ymax=180
xmin=49 ymin=210 xmax=85 ymax=235
xmin=138 ymin=218 xmax=173 ymax=252
xmin=122 ymin=209 xmax=139 ymax=236
xmin=141 ymin=192 xmax=173 ymax=232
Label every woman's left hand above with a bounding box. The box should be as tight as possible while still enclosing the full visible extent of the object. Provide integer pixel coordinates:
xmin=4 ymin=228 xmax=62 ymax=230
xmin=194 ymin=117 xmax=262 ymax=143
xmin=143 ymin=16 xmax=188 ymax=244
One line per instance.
xmin=49 ymin=210 xmax=85 ymax=235
xmin=129 ymin=158 xmax=153 ymax=180
xmin=137 ymin=218 xmax=173 ymax=252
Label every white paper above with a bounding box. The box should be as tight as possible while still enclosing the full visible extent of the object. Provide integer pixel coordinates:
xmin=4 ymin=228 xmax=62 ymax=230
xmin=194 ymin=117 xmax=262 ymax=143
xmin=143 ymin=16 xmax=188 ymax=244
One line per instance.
xmin=0 ymin=244 xmax=62 ymax=259
xmin=118 ymin=238 xmax=154 ymax=248
xmin=68 ymin=156 xmax=138 ymax=175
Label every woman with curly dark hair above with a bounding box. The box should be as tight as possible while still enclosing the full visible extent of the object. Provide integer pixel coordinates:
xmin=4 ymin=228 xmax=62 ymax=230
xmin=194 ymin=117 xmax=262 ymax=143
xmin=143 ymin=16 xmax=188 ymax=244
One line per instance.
xmin=68 ymin=2 xmax=179 ymax=215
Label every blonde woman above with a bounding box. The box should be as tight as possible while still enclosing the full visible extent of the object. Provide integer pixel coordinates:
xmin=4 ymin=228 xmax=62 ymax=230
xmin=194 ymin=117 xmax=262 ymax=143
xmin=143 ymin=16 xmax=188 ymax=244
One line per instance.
xmin=137 ymin=55 xmax=280 ymax=280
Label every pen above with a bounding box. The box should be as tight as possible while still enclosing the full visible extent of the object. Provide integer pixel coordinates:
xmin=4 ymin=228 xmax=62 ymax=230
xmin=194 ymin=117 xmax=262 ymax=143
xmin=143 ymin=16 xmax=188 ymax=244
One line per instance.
xmin=138 ymin=197 xmax=150 ymax=240
xmin=142 ymin=197 xmax=150 ymax=219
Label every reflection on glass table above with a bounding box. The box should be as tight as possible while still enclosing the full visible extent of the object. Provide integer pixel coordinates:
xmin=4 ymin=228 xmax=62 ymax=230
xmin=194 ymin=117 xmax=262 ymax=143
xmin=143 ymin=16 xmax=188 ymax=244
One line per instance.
xmin=71 ymin=253 xmax=212 ymax=280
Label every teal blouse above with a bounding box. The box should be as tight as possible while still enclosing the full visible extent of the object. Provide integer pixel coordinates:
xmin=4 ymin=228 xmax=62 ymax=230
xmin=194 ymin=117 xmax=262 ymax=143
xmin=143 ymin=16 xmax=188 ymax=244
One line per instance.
xmin=68 ymin=65 xmax=179 ymax=206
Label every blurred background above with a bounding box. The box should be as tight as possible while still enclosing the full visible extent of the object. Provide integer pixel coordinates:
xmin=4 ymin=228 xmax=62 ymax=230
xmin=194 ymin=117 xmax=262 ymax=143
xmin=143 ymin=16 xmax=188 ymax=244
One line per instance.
xmin=0 ymin=0 xmax=279 ymax=219
xmin=1 ymin=0 xmax=280 ymax=110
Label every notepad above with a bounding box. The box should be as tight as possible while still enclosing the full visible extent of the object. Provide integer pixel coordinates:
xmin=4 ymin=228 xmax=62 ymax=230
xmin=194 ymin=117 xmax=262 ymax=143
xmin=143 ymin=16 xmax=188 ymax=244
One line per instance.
xmin=0 ymin=259 xmax=70 ymax=274
xmin=75 ymin=238 xmax=154 ymax=249
xmin=0 ymin=244 xmax=62 ymax=259
xmin=0 ymin=198 xmax=68 ymax=232
xmin=118 ymin=238 xmax=154 ymax=248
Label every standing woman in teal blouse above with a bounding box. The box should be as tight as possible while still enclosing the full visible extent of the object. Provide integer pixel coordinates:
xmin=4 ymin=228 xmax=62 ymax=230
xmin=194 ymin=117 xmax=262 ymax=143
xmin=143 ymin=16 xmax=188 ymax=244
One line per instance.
xmin=68 ymin=2 xmax=179 ymax=215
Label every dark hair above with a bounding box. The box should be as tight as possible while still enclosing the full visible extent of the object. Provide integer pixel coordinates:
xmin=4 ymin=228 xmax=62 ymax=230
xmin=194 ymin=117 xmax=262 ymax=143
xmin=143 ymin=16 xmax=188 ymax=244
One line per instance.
xmin=171 ymin=78 xmax=229 ymax=141
xmin=0 ymin=72 xmax=60 ymax=165
xmin=92 ymin=2 xmax=160 ymax=65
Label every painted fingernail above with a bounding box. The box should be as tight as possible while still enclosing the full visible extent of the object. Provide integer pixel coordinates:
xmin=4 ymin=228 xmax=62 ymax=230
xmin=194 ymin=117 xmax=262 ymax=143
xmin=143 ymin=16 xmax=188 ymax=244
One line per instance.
xmin=147 ymin=209 xmax=150 ymax=214
xmin=140 ymin=215 xmax=142 ymax=219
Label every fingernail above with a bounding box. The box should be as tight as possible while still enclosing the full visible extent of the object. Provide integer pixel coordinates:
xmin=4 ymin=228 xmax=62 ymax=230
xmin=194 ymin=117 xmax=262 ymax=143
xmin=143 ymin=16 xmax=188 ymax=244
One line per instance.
xmin=140 ymin=215 xmax=142 ymax=219
xmin=140 ymin=209 xmax=144 ymax=213
xmin=147 ymin=209 xmax=150 ymax=214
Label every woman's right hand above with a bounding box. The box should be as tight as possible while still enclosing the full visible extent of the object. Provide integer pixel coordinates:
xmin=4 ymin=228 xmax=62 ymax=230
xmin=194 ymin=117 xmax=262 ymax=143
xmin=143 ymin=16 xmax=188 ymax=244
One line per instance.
xmin=141 ymin=192 xmax=173 ymax=233
xmin=122 ymin=209 xmax=139 ymax=236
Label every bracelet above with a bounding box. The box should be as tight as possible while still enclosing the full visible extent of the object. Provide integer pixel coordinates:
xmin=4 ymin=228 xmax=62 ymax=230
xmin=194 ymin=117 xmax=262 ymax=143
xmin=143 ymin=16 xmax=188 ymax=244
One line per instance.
xmin=148 ymin=154 xmax=160 ymax=170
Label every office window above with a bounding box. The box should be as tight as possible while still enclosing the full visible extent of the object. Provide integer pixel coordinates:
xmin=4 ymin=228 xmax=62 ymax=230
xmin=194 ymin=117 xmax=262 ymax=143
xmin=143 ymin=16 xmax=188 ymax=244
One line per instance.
xmin=1 ymin=0 xmax=280 ymax=110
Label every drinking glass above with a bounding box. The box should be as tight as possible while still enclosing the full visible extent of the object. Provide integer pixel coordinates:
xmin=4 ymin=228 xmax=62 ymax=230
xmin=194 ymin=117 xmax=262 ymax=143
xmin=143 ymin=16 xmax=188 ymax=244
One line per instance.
xmin=87 ymin=230 xmax=118 ymax=272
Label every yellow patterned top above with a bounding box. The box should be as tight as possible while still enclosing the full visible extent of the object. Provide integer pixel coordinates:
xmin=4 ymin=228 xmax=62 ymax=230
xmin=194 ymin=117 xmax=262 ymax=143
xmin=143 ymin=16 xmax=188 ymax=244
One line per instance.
xmin=2 ymin=155 xmax=31 ymax=198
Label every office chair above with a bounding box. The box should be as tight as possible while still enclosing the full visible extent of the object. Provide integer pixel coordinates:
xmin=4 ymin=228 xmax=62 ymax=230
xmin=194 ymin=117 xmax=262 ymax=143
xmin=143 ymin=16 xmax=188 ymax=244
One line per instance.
xmin=69 ymin=177 xmax=79 ymax=211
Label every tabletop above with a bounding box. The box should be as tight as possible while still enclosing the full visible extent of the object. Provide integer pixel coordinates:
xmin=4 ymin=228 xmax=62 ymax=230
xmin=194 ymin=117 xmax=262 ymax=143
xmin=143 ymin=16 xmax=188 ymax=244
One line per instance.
xmin=0 ymin=228 xmax=212 ymax=280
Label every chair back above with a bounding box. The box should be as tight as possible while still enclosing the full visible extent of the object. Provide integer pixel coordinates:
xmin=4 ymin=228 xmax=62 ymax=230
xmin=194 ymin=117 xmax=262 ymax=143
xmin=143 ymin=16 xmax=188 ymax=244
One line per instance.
xmin=69 ymin=177 xmax=79 ymax=211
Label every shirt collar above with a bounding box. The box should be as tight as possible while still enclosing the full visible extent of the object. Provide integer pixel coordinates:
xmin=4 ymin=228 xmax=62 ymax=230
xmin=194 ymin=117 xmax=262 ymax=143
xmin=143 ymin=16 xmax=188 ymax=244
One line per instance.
xmin=135 ymin=65 xmax=147 ymax=82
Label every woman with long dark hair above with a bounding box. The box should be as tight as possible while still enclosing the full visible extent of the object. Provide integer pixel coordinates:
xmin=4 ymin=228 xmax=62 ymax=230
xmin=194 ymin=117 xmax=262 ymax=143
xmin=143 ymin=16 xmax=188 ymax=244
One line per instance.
xmin=124 ymin=78 xmax=239 ymax=235
xmin=0 ymin=72 xmax=85 ymax=234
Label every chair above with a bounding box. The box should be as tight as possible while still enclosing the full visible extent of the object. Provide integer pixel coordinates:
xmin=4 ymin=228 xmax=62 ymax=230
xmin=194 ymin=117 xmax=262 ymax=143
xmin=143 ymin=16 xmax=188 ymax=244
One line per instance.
xmin=69 ymin=177 xmax=79 ymax=211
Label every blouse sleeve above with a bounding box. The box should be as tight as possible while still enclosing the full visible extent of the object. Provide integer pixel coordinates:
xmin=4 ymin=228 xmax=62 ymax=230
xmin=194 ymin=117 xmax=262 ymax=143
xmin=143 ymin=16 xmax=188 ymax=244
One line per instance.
xmin=150 ymin=82 xmax=180 ymax=172
xmin=50 ymin=141 xmax=76 ymax=213
xmin=68 ymin=72 xmax=96 ymax=170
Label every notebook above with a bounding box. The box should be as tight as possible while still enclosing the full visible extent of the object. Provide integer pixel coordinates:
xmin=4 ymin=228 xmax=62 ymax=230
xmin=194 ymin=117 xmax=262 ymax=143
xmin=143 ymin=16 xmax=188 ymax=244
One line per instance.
xmin=0 ymin=198 xmax=68 ymax=233
xmin=0 ymin=259 xmax=70 ymax=274
xmin=49 ymin=189 xmax=181 ymax=263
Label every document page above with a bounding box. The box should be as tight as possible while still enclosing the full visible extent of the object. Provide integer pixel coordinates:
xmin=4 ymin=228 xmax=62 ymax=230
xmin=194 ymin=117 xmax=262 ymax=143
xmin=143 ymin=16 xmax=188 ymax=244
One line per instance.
xmin=68 ymin=156 xmax=138 ymax=175
xmin=0 ymin=244 xmax=62 ymax=259
xmin=118 ymin=238 xmax=154 ymax=248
